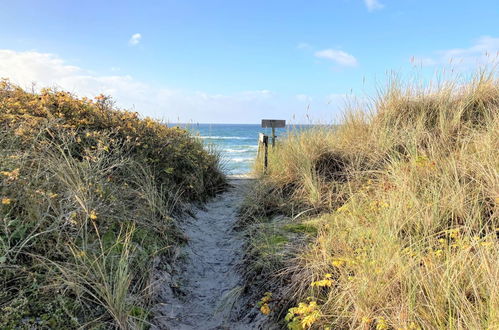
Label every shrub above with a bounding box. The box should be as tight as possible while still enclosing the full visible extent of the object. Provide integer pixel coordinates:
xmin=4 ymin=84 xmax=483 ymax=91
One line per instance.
xmin=0 ymin=80 xmax=226 ymax=328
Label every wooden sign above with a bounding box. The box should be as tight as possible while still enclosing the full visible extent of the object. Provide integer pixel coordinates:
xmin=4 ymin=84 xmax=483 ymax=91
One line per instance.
xmin=261 ymin=119 xmax=286 ymax=128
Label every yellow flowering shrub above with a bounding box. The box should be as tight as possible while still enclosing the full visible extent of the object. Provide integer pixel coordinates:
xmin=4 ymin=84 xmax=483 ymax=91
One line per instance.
xmin=0 ymin=81 xmax=226 ymax=327
xmin=0 ymin=79 xmax=225 ymax=200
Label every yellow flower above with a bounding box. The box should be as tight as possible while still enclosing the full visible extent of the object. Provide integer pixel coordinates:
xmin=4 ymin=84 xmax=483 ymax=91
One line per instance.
xmin=433 ymin=249 xmax=443 ymax=257
xmin=448 ymin=228 xmax=461 ymax=239
xmin=301 ymin=310 xmax=320 ymax=328
xmin=260 ymin=303 xmax=270 ymax=315
xmin=2 ymin=197 xmax=12 ymax=205
xmin=332 ymin=258 xmax=346 ymax=268
xmin=89 ymin=210 xmax=98 ymax=220
xmin=311 ymin=278 xmax=333 ymax=287
xmin=0 ymin=168 xmax=20 ymax=180
xmin=258 ymin=291 xmax=272 ymax=314
xmin=376 ymin=317 xmax=389 ymax=330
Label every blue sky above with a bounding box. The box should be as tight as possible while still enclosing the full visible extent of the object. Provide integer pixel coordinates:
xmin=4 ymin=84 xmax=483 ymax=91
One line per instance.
xmin=0 ymin=0 xmax=498 ymax=123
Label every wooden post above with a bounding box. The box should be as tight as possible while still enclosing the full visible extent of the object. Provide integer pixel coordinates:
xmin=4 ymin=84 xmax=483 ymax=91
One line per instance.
xmin=263 ymin=135 xmax=268 ymax=173
xmin=271 ymin=126 xmax=276 ymax=148
xmin=259 ymin=133 xmax=269 ymax=174
xmin=260 ymin=120 xmax=285 ymax=174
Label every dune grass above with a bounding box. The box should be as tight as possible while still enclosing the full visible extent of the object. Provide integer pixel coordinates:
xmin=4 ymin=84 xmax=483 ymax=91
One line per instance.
xmin=241 ymin=70 xmax=499 ymax=329
xmin=0 ymin=80 xmax=226 ymax=328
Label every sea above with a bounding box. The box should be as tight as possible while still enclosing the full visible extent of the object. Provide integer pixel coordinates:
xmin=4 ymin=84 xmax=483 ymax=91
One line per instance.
xmin=178 ymin=124 xmax=288 ymax=175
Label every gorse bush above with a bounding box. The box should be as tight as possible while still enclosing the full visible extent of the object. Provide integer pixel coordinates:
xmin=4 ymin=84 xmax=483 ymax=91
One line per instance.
xmin=0 ymin=80 xmax=226 ymax=328
xmin=0 ymin=79 xmax=225 ymax=200
xmin=242 ymin=71 xmax=499 ymax=329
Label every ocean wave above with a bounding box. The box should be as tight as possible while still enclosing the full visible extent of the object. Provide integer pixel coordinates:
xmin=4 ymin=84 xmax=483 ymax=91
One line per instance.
xmin=228 ymin=145 xmax=258 ymax=149
xmin=224 ymin=148 xmax=257 ymax=153
xmin=197 ymin=136 xmax=253 ymax=140
xmin=230 ymin=157 xmax=254 ymax=163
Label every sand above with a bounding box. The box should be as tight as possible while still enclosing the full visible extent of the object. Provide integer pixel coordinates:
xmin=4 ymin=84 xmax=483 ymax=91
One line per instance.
xmin=152 ymin=179 xmax=261 ymax=329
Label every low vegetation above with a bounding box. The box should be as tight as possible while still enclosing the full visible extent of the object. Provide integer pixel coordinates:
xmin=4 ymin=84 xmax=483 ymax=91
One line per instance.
xmin=241 ymin=70 xmax=498 ymax=329
xmin=0 ymin=80 xmax=226 ymax=328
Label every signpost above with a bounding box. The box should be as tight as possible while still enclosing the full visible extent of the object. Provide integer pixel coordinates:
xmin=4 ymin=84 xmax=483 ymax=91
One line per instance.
xmin=261 ymin=119 xmax=286 ymax=148
xmin=258 ymin=133 xmax=269 ymax=173
xmin=259 ymin=119 xmax=286 ymax=173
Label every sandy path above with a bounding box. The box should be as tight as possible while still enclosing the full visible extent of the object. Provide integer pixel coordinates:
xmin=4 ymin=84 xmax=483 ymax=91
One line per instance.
xmin=153 ymin=178 xmax=253 ymax=330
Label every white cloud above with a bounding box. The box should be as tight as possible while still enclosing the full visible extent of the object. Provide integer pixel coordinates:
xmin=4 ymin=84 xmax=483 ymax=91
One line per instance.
xmin=364 ymin=0 xmax=384 ymax=12
xmin=128 ymin=33 xmax=142 ymax=46
xmin=314 ymin=49 xmax=358 ymax=67
xmin=412 ymin=36 xmax=499 ymax=68
xmin=295 ymin=94 xmax=312 ymax=102
xmin=0 ymin=49 xmax=346 ymax=123
xmin=438 ymin=36 xmax=499 ymax=66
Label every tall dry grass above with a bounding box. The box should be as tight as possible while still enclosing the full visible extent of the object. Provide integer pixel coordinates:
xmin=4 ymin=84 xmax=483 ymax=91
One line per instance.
xmin=241 ymin=70 xmax=498 ymax=329
xmin=0 ymin=81 xmax=226 ymax=328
